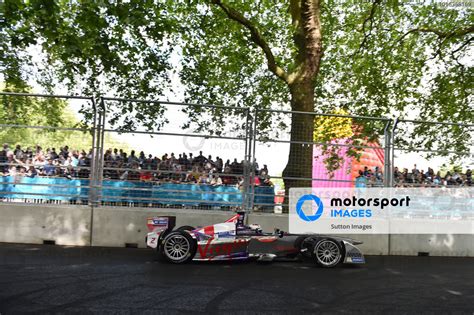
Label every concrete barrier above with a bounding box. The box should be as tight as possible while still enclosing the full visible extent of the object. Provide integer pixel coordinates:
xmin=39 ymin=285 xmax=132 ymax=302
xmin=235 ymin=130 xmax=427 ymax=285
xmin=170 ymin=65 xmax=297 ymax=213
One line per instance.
xmin=389 ymin=234 xmax=474 ymax=256
xmin=0 ymin=203 xmax=91 ymax=246
xmin=1 ymin=203 xmax=472 ymax=257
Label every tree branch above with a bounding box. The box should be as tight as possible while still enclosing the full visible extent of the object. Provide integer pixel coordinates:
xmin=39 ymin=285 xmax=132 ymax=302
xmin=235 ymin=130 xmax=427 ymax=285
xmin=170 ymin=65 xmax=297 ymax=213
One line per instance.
xmin=397 ymin=25 xmax=474 ymax=44
xmin=354 ymin=0 xmax=382 ymax=55
xmin=451 ymin=36 xmax=473 ymax=55
xmin=210 ymin=0 xmax=289 ymax=84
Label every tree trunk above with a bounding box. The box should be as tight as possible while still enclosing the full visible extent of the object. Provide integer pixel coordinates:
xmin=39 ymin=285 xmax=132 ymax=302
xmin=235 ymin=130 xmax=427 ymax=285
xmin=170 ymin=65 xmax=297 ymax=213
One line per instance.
xmin=282 ymin=80 xmax=315 ymax=212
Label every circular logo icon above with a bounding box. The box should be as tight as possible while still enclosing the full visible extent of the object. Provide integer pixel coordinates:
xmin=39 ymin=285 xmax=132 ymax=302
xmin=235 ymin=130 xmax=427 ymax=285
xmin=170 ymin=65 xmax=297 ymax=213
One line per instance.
xmin=296 ymin=194 xmax=324 ymax=222
xmin=182 ymin=133 xmax=206 ymax=151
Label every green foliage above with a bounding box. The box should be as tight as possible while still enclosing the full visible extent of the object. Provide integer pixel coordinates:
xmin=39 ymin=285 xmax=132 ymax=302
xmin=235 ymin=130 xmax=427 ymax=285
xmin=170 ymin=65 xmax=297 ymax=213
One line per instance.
xmin=1 ymin=0 xmax=472 ymax=162
xmin=1 ymin=0 xmax=176 ymax=128
xmin=0 ymin=87 xmax=130 ymax=152
xmin=438 ymin=163 xmax=468 ymax=177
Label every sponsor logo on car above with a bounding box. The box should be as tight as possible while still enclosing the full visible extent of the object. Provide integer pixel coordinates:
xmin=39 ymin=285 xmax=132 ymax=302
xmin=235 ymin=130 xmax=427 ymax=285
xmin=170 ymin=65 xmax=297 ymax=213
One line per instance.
xmin=197 ymin=238 xmax=249 ymax=260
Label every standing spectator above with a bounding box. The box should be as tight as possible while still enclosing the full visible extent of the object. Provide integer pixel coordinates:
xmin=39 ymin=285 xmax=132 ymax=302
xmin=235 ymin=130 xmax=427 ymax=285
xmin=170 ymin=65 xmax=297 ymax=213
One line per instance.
xmin=215 ymin=156 xmax=223 ymax=173
xmin=230 ymin=158 xmax=239 ymax=173
xmin=0 ymin=144 xmax=8 ymax=165
xmin=355 ymin=170 xmax=367 ymax=187
xmin=434 ymin=171 xmax=442 ymax=185
xmin=260 ymin=164 xmax=269 ymax=176
xmin=50 ymin=148 xmax=59 ymax=160
xmin=194 ymin=151 xmax=206 ymax=165
xmin=374 ymin=166 xmax=383 ymax=184
xmin=128 ymin=150 xmax=138 ymax=164
xmin=363 ymin=166 xmax=369 ymax=177
xmin=139 ymin=151 xmax=146 ymax=165
xmin=14 ymin=145 xmax=23 ymax=159
xmin=393 ymin=167 xmax=401 ymax=183
xmin=60 ymin=145 xmax=69 ymax=159
xmin=178 ymin=153 xmax=186 ymax=166
xmin=412 ymin=164 xmax=419 ymax=176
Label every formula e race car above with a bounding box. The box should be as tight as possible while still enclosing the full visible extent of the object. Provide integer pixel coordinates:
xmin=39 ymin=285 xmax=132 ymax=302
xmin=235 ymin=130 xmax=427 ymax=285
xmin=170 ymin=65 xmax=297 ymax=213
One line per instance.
xmin=145 ymin=212 xmax=365 ymax=267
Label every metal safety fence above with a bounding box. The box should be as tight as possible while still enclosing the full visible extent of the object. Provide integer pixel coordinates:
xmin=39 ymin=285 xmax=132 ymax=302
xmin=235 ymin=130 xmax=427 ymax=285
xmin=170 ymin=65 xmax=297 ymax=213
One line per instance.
xmin=0 ymin=93 xmax=98 ymax=205
xmin=0 ymin=92 xmax=472 ymax=213
xmin=250 ymin=109 xmax=393 ymax=213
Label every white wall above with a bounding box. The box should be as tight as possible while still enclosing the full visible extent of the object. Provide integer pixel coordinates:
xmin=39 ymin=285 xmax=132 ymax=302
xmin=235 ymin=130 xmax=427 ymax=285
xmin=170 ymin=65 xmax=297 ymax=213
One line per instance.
xmin=0 ymin=203 xmax=91 ymax=246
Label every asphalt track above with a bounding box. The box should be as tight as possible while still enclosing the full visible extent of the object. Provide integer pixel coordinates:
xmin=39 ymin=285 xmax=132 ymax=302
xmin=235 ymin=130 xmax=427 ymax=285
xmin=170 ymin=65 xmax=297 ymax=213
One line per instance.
xmin=0 ymin=243 xmax=473 ymax=314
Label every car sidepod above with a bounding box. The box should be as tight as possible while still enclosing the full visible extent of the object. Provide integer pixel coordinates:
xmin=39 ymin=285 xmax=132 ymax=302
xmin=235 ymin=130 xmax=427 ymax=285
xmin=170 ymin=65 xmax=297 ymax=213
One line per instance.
xmin=342 ymin=240 xmax=365 ymax=264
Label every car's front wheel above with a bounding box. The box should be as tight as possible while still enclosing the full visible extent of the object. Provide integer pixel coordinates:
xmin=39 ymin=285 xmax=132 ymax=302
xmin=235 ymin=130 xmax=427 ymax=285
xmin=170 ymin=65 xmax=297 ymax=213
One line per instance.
xmin=160 ymin=231 xmax=196 ymax=264
xmin=312 ymin=239 xmax=342 ymax=268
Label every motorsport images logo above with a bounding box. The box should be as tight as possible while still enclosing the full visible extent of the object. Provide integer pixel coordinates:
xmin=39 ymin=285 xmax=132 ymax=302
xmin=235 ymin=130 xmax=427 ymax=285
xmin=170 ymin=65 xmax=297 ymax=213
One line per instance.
xmin=295 ymin=193 xmax=411 ymax=230
xmin=290 ymin=188 xmax=474 ymax=234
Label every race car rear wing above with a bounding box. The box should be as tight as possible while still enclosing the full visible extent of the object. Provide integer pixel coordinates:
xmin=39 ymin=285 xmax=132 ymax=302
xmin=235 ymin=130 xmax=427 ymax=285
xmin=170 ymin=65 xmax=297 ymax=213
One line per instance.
xmin=146 ymin=216 xmax=176 ymax=233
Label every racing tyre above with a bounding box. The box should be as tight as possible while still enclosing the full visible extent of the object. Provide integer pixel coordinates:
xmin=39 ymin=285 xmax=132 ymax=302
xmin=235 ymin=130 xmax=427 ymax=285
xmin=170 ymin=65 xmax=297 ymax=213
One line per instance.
xmin=312 ymin=239 xmax=342 ymax=268
xmin=176 ymin=225 xmax=195 ymax=232
xmin=160 ymin=231 xmax=196 ymax=264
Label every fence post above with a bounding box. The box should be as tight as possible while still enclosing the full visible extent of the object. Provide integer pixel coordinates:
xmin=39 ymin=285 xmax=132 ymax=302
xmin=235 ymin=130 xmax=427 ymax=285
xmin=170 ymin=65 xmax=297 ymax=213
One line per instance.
xmin=390 ymin=118 xmax=399 ymax=187
xmin=242 ymin=109 xmax=251 ymax=212
xmin=248 ymin=108 xmax=258 ymax=212
xmin=89 ymin=97 xmax=98 ymax=207
xmin=96 ymin=97 xmax=106 ymax=205
xmin=383 ymin=120 xmax=392 ymax=187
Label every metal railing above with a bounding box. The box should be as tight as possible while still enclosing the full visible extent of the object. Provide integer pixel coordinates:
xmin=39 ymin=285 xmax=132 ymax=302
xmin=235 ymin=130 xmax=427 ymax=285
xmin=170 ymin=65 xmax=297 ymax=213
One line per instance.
xmin=0 ymin=92 xmax=472 ymax=212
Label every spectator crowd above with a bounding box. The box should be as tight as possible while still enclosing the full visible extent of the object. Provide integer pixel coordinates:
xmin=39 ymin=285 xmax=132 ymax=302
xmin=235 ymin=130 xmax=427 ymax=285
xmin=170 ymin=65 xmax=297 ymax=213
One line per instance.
xmin=0 ymin=143 xmax=273 ymax=188
xmin=393 ymin=164 xmax=472 ymax=187
xmin=0 ymin=143 xmax=471 ymax=187
xmin=355 ymin=164 xmax=472 ymax=187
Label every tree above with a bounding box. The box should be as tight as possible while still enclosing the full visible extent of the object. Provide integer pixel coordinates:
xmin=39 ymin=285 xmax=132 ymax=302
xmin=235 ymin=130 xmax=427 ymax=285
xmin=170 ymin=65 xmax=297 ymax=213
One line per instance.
xmin=0 ymin=86 xmax=130 ymax=152
xmin=1 ymin=1 xmax=473 ymax=196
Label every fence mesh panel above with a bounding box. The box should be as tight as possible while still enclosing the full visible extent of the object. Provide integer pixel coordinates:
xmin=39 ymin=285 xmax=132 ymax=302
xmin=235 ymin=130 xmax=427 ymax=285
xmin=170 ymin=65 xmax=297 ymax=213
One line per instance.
xmin=0 ymin=93 xmax=96 ymax=205
xmin=1 ymin=93 xmax=471 ymax=211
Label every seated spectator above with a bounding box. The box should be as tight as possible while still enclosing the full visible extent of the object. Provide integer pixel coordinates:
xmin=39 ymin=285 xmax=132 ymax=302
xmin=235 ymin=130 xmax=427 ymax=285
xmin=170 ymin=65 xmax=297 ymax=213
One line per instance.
xmin=127 ymin=162 xmax=141 ymax=181
xmin=197 ymin=174 xmax=207 ymax=184
xmin=26 ymin=165 xmax=38 ymax=178
xmin=221 ymin=166 xmax=235 ymax=185
xmin=210 ymin=173 xmax=223 ymax=186
xmin=140 ymin=165 xmax=153 ymax=182
xmin=43 ymin=159 xmax=56 ymax=176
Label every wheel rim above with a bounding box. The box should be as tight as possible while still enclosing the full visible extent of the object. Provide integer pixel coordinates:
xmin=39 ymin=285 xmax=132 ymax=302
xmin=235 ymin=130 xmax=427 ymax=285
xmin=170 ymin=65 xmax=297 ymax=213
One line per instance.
xmin=164 ymin=235 xmax=190 ymax=261
xmin=315 ymin=240 xmax=340 ymax=266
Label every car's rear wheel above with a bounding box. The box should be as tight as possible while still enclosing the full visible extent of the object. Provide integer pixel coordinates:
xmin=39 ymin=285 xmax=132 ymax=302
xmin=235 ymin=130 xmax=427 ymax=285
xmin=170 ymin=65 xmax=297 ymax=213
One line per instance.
xmin=160 ymin=231 xmax=196 ymax=264
xmin=312 ymin=239 xmax=342 ymax=268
